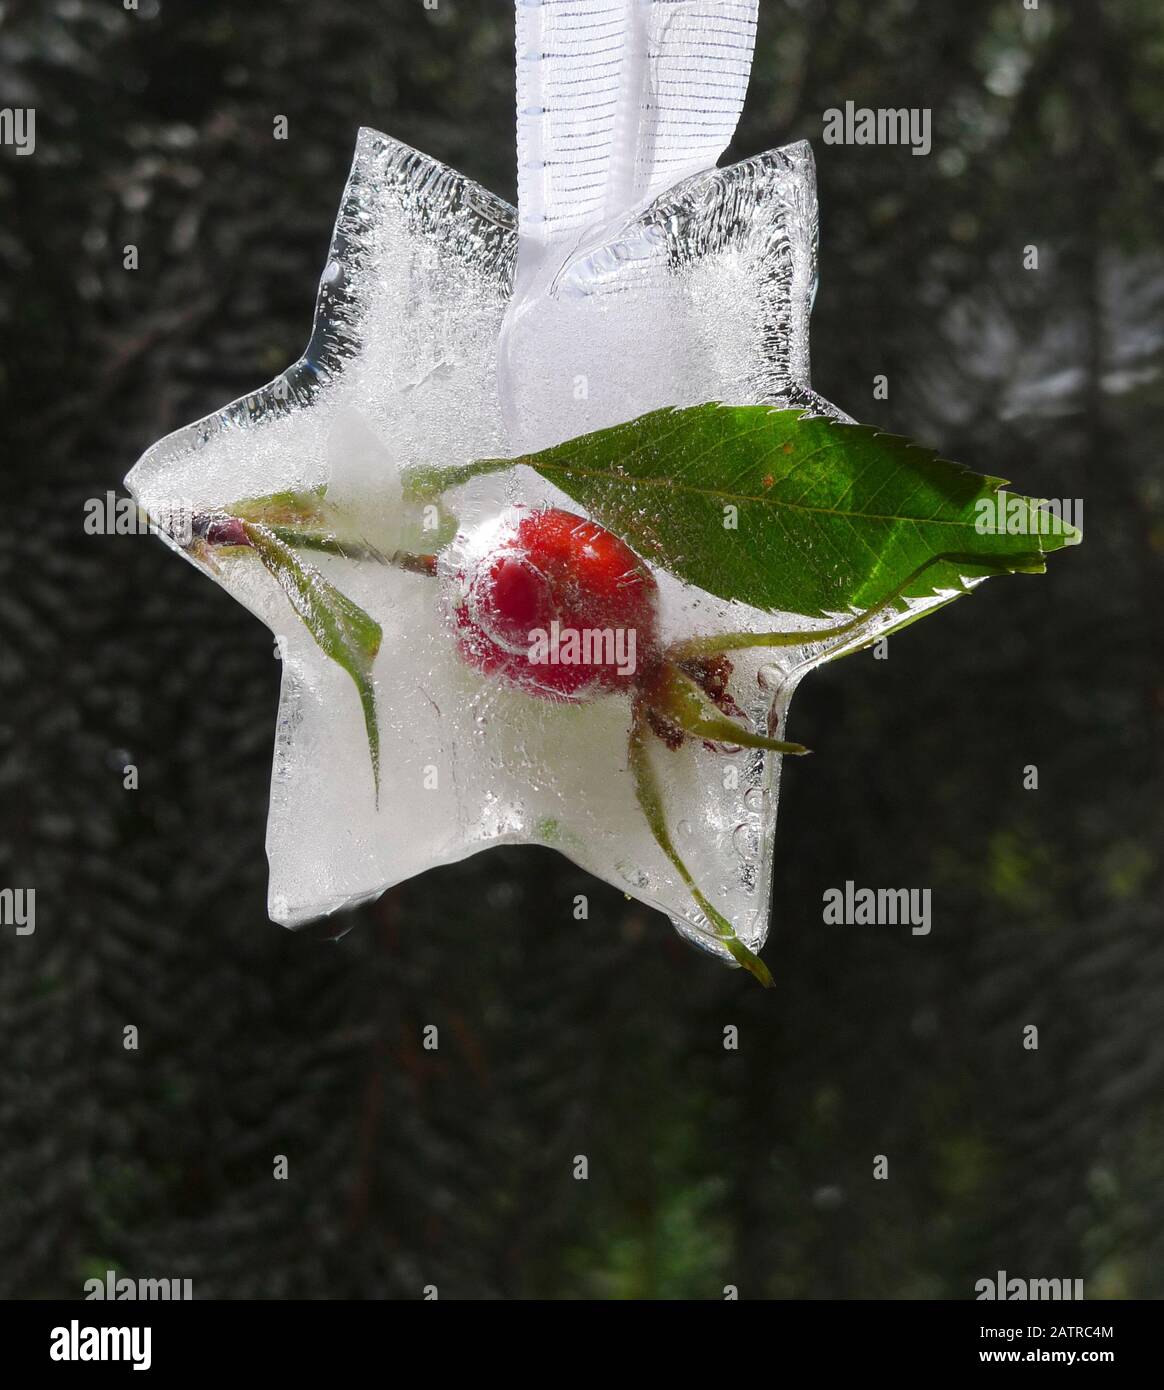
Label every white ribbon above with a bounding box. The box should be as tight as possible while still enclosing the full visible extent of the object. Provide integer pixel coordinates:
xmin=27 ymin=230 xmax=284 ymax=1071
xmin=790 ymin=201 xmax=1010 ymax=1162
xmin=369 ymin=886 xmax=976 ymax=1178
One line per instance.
xmin=514 ymin=0 xmax=760 ymax=292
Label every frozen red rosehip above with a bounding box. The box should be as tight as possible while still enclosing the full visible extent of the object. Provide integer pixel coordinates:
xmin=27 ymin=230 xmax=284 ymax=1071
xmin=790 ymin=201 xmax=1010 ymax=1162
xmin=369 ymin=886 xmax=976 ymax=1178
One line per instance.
xmin=447 ymin=506 xmax=659 ymax=701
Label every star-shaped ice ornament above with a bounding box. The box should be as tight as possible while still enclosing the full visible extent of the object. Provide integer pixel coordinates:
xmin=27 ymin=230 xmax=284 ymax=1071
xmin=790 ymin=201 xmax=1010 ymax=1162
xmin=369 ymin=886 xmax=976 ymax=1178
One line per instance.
xmin=127 ymin=0 xmax=1075 ymax=984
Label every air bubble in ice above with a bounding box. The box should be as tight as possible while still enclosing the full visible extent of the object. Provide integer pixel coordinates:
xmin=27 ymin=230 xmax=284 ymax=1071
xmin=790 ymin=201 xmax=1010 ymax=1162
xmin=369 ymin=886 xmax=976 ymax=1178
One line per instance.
xmin=733 ymin=822 xmax=760 ymax=861
xmin=619 ymin=863 xmax=651 ymax=890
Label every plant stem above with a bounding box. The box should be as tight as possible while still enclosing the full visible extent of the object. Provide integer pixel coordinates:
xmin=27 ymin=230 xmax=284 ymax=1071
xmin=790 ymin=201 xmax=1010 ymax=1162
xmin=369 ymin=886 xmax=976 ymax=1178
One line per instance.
xmin=403 ymin=455 xmax=519 ymax=499
xmin=267 ymin=528 xmax=438 ymax=575
xmin=663 ymin=666 xmax=809 ymax=755
xmin=668 ymin=548 xmax=1048 ymax=662
xmin=628 ymin=709 xmax=774 ymax=988
xmin=192 ymin=514 xmax=438 ymax=576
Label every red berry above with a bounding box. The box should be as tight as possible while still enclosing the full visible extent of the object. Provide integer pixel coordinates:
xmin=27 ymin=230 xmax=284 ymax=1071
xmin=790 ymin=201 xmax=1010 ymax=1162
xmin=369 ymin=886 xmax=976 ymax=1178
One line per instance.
xmin=449 ymin=507 xmax=659 ymax=701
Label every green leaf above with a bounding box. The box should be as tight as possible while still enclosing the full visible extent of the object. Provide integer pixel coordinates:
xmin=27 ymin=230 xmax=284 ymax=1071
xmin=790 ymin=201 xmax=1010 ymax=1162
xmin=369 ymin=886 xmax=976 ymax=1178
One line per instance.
xmin=242 ymin=522 xmax=382 ymax=797
xmin=409 ymin=405 xmax=1079 ymax=622
xmin=232 ymin=486 xmax=331 ymax=528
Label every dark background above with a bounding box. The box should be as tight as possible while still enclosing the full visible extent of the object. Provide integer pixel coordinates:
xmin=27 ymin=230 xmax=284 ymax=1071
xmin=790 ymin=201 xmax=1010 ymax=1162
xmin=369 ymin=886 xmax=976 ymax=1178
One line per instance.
xmin=1 ymin=0 xmax=1161 ymax=1299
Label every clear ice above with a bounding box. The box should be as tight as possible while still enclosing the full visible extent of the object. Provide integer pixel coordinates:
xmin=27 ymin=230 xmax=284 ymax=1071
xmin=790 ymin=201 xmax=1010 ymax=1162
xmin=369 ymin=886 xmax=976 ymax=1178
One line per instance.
xmin=126 ymin=1 xmax=953 ymax=967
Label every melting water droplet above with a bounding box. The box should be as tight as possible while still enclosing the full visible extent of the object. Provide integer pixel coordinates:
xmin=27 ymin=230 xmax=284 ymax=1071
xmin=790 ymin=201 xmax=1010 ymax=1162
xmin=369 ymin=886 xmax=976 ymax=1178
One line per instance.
xmin=733 ymin=821 xmax=760 ymax=861
xmin=619 ymin=862 xmax=650 ymax=889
